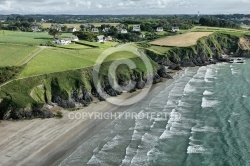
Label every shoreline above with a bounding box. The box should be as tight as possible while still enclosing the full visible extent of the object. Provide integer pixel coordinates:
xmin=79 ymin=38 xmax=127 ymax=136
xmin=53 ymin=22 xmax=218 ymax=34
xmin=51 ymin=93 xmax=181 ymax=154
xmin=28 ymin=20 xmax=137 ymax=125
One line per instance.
xmin=0 ymin=69 xmax=184 ymax=166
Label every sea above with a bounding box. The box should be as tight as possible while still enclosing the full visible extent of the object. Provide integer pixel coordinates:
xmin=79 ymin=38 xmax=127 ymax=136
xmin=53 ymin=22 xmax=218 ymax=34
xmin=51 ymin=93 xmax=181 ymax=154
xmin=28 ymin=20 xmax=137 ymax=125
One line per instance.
xmin=60 ymin=59 xmax=250 ymax=166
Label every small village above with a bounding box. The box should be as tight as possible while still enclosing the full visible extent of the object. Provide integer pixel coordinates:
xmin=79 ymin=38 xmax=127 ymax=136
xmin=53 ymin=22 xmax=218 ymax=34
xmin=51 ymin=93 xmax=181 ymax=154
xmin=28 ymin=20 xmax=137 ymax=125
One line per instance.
xmin=48 ymin=23 xmax=180 ymax=45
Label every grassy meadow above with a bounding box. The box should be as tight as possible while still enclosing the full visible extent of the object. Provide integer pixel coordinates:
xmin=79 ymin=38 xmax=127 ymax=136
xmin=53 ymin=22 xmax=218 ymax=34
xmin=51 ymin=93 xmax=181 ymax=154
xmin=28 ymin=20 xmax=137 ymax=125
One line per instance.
xmin=19 ymin=45 xmax=138 ymax=78
xmin=0 ymin=44 xmax=39 ymax=66
xmin=0 ymin=30 xmax=73 ymax=45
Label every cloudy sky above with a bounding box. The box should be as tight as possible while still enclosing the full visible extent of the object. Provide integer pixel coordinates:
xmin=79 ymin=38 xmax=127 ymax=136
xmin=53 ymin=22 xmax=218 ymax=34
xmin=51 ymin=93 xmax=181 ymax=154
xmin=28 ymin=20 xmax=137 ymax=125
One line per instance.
xmin=0 ymin=0 xmax=249 ymax=15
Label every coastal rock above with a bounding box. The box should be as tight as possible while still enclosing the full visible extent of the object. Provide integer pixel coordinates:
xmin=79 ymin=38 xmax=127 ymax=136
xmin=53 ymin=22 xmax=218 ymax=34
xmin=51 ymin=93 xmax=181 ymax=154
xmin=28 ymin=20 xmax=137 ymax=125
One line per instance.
xmin=53 ymin=96 xmax=75 ymax=108
xmin=136 ymin=80 xmax=146 ymax=89
xmin=158 ymin=65 xmax=173 ymax=79
xmin=181 ymin=59 xmax=196 ymax=67
xmin=153 ymin=73 xmax=161 ymax=84
xmin=168 ymin=64 xmax=182 ymax=70
xmin=7 ymin=107 xmax=54 ymax=120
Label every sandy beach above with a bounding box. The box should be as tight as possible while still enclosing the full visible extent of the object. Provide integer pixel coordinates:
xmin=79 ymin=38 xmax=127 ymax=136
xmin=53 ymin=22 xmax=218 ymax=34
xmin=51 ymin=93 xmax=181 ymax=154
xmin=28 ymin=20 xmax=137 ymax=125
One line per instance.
xmin=0 ymin=70 xmax=183 ymax=166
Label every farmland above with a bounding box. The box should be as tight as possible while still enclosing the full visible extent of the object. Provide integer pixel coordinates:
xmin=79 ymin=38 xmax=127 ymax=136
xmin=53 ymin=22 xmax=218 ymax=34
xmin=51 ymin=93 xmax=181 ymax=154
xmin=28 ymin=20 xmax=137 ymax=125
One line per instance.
xmin=19 ymin=45 xmax=138 ymax=78
xmin=0 ymin=44 xmax=39 ymax=66
xmin=0 ymin=30 xmax=73 ymax=45
xmin=150 ymin=32 xmax=214 ymax=47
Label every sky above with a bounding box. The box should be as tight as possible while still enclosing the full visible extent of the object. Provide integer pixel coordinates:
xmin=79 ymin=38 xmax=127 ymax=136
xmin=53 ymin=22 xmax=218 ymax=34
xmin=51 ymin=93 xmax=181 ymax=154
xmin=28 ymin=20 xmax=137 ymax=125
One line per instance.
xmin=0 ymin=0 xmax=249 ymax=15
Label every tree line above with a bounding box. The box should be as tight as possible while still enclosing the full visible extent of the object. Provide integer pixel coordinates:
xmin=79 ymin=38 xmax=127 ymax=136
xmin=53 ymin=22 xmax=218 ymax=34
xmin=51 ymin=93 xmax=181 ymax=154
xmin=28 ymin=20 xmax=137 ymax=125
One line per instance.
xmin=199 ymin=17 xmax=241 ymax=29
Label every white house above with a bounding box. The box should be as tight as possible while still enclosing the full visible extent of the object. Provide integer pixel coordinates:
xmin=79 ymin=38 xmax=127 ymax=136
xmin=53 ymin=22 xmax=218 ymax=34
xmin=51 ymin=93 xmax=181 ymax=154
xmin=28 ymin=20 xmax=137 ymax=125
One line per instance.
xmin=103 ymin=27 xmax=110 ymax=32
xmin=91 ymin=28 xmax=99 ymax=33
xmin=133 ymin=25 xmax=141 ymax=32
xmin=69 ymin=27 xmax=77 ymax=32
xmin=121 ymin=29 xmax=128 ymax=34
xmin=139 ymin=34 xmax=145 ymax=38
xmin=71 ymin=36 xmax=79 ymax=42
xmin=31 ymin=25 xmax=41 ymax=32
xmin=106 ymin=36 xmax=113 ymax=41
xmin=156 ymin=27 xmax=164 ymax=32
xmin=54 ymin=38 xmax=72 ymax=45
xmin=96 ymin=35 xmax=106 ymax=43
xmin=172 ymin=27 xmax=180 ymax=32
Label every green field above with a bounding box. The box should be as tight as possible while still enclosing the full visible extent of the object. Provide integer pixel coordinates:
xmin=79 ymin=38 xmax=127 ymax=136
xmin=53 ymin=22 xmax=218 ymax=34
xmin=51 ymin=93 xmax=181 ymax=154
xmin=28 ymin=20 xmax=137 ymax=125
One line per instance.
xmin=0 ymin=30 xmax=73 ymax=45
xmin=77 ymin=40 xmax=119 ymax=48
xmin=19 ymin=45 xmax=138 ymax=78
xmin=148 ymin=46 xmax=172 ymax=54
xmin=0 ymin=44 xmax=39 ymax=66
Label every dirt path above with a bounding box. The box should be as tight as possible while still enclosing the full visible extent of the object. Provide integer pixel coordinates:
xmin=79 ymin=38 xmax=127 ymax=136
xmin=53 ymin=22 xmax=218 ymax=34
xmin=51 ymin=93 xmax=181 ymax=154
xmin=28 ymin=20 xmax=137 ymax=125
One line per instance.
xmin=0 ymin=46 xmax=47 ymax=89
xmin=20 ymin=46 xmax=47 ymax=66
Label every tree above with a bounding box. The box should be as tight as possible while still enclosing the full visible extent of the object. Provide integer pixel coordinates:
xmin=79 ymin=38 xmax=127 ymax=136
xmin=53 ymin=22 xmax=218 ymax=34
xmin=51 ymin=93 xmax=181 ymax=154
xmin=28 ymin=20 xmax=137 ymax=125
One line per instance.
xmin=73 ymin=31 xmax=95 ymax=41
xmin=61 ymin=25 xmax=68 ymax=32
xmin=48 ymin=29 xmax=61 ymax=39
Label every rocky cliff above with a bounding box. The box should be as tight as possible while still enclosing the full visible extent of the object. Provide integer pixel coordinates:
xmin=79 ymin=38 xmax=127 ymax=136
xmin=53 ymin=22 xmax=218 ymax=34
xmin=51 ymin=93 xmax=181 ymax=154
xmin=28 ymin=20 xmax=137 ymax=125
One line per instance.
xmin=0 ymin=32 xmax=249 ymax=120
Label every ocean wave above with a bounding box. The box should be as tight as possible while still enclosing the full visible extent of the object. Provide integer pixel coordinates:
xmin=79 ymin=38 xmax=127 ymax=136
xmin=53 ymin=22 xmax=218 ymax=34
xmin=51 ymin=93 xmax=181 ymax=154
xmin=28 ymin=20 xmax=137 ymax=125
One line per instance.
xmin=191 ymin=126 xmax=219 ymax=133
xmin=187 ymin=145 xmax=208 ymax=154
xmin=184 ymin=83 xmax=196 ymax=93
xmin=201 ymin=97 xmax=219 ymax=108
xmin=203 ymin=90 xmax=214 ymax=96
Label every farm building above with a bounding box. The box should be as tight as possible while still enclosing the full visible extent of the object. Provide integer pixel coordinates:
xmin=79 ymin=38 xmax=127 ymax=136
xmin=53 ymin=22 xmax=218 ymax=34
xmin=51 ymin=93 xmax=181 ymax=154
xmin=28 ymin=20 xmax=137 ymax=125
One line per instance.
xmin=71 ymin=36 xmax=79 ymax=42
xmin=133 ymin=25 xmax=141 ymax=32
xmin=172 ymin=27 xmax=180 ymax=32
xmin=69 ymin=27 xmax=77 ymax=32
xmin=96 ymin=35 xmax=106 ymax=42
xmin=91 ymin=28 xmax=99 ymax=33
xmin=106 ymin=36 xmax=113 ymax=41
xmin=156 ymin=27 xmax=164 ymax=32
xmin=121 ymin=29 xmax=128 ymax=34
xmin=54 ymin=38 xmax=72 ymax=45
xmin=54 ymin=36 xmax=79 ymax=45
xmin=103 ymin=27 xmax=110 ymax=32
xmin=31 ymin=25 xmax=41 ymax=32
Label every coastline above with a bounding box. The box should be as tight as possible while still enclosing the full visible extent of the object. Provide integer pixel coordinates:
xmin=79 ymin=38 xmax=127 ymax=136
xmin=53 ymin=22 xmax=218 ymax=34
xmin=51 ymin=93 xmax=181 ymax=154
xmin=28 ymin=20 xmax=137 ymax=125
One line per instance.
xmin=0 ymin=69 xmax=184 ymax=166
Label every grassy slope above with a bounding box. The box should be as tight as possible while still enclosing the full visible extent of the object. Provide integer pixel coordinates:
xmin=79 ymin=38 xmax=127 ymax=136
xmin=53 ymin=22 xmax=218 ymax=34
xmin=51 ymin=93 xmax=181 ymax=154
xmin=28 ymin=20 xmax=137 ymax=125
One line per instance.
xmin=0 ymin=44 xmax=39 ymax=66
xmin=19 ymin=45 xmax=139 ymax=78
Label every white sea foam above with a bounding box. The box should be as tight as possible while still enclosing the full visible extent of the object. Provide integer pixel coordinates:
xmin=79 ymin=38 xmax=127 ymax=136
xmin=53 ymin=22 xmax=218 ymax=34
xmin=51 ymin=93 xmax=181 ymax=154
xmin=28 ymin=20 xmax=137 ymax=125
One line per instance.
xmin=87 ymin=155 xmax=102 ymax=164
xmin=187 ymin=145 xmax=207 ymax=154
xmin=191 ymin=126 xmax=219 ymax=133
xmin=203 ymin=90 xmax=214 ymax=96
xmin=201 ymin=97 xmax=219 ymax=108
xmin=184 ymin=83 xmax=196 ymax=93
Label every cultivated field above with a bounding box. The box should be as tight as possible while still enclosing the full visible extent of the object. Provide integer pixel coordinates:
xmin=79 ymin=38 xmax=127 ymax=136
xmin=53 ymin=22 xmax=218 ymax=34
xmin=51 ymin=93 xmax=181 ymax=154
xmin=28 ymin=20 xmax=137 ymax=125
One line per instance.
xmin=150 ymin=32 xmax=213 ymax=47
xmin=0 ymin=30 xmax=73 ymax=45
xmin=0 ymin=44 xmax=39 ymax=66
xmin=19 ymin=45 xmax=137 ymax=78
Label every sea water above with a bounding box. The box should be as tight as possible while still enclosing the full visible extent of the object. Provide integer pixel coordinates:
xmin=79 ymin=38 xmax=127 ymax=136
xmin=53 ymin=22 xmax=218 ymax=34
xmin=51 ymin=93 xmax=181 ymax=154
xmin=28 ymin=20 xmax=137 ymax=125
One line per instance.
xmin=61 ymin=59 xmax=250 ymax=166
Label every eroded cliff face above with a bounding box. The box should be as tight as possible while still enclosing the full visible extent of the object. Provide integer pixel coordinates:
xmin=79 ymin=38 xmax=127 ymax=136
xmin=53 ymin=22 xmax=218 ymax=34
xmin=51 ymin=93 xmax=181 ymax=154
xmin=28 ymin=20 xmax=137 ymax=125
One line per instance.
xmin=0 ymin=58 xmax=173 ymax=120
xmin=237 ymin=37 xmax=250 ymax=57
xmin=0 ymin=33 xmax=249 ymax=120
xmin=147 ymin=33 xmax=242 ymax=68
